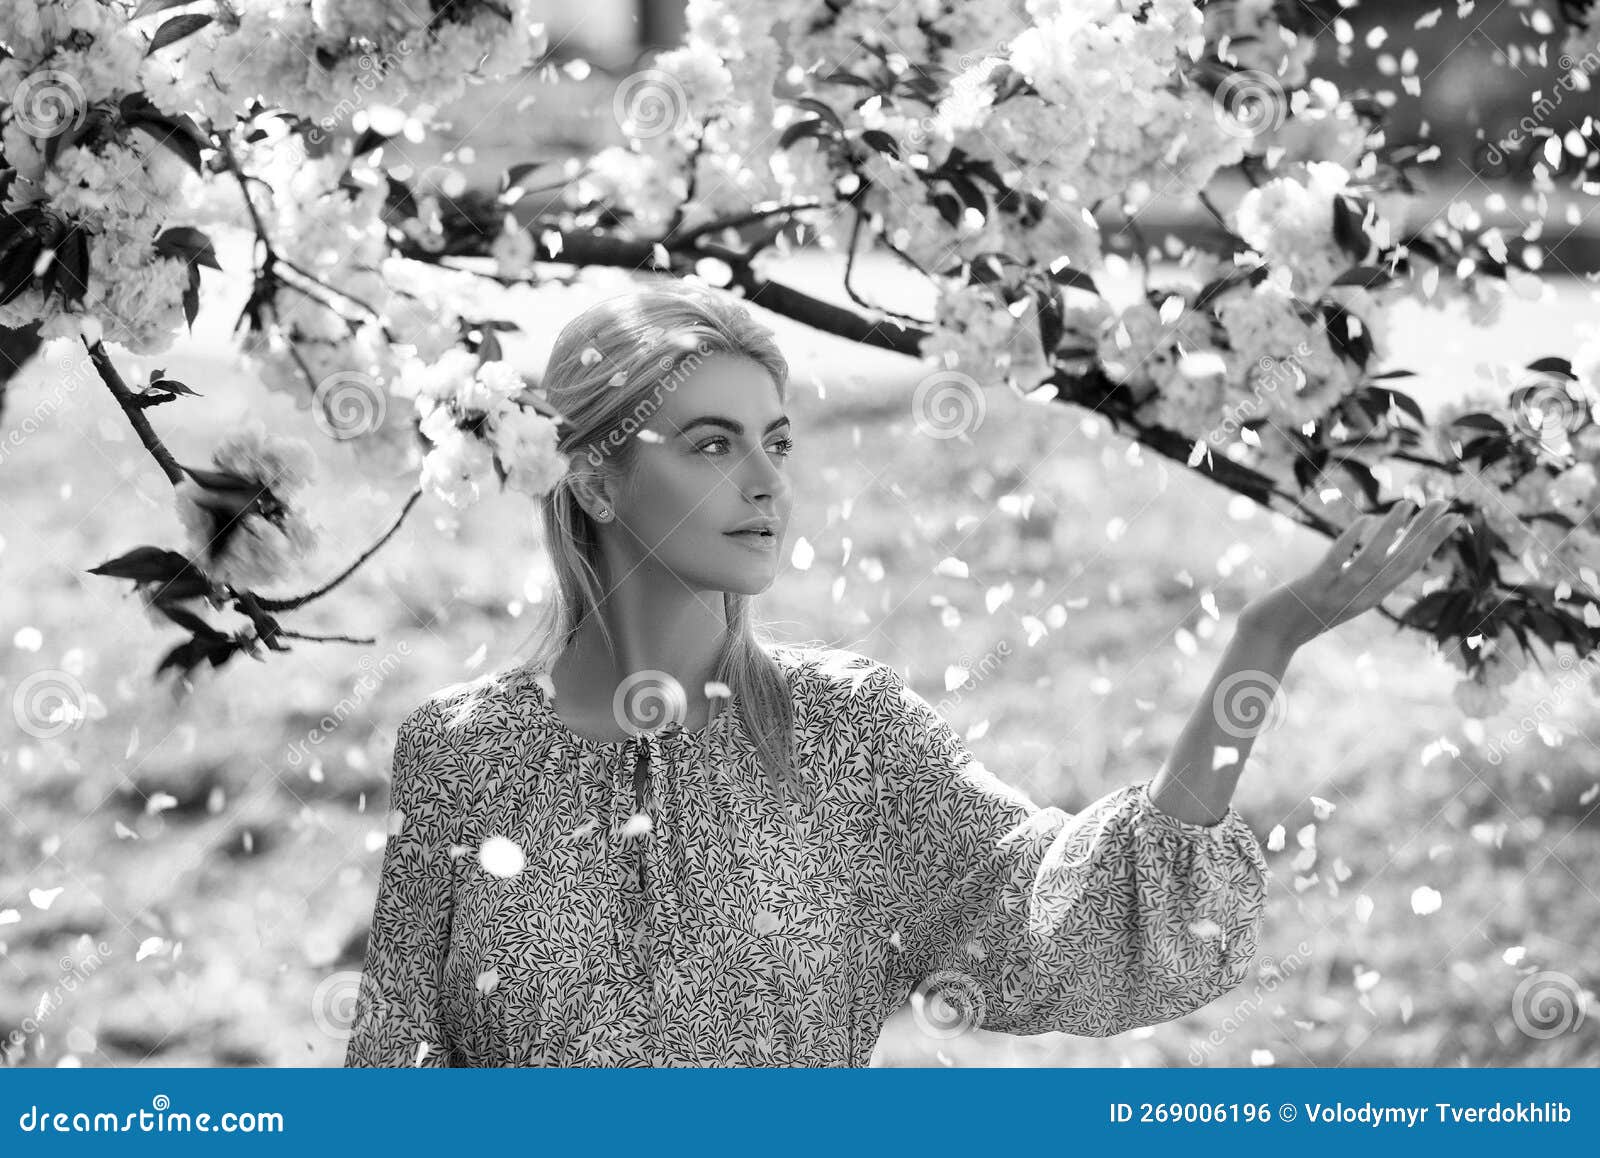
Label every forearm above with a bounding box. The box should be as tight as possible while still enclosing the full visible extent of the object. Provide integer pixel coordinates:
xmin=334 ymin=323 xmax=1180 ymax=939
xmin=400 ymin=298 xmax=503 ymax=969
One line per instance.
xmin=1147 ymin=609 xmax=1301 ymax=826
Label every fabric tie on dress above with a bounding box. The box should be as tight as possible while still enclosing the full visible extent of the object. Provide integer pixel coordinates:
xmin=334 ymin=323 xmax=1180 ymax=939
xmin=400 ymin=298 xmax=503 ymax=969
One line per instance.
xmin=614 ymin=734 xmax=654 ymax=974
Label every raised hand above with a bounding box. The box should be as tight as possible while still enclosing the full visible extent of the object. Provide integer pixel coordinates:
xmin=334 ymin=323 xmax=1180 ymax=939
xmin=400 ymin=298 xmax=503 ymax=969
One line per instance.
xmin=1245 ymin=499 xmax=1468 ymax=650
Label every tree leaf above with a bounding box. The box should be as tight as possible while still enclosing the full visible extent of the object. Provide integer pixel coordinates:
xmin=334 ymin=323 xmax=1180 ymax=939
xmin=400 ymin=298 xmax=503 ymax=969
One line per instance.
xmin=145 ymin=13 xmax=213 ymax=57
xmin=87 ymin=546 xmax=193 ymax=583
xmin=860 ymin=128 xmax=901 ymax=159
xmin=154 ymin=226 xmax=221 ymax=270
xmin=1525 ymin=356 xmax=1576 ymax=379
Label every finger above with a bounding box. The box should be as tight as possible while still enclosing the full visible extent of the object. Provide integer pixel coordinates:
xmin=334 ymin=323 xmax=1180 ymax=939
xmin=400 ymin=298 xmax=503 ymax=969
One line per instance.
xmin=1328 ymin=511 xmax=1464 ymax=629
xmin=1342 ymin=500 xmax=1416 ymax=572
xmin=1366 ymin=511 xmax=1465 ymax=595
xmin=1353 ymin=499 xmax=1448 ymax=572
xmin=1323 ymin=513 xmax=1380 ymax=573
xmin=1395 ymin=504 xmax=1461 ymax=563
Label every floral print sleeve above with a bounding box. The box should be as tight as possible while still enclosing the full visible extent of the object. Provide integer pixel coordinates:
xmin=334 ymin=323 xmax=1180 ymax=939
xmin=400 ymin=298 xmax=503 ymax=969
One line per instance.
xmin=344 ymin=701 xmax=466 ymax=1067
xmin=858 ymin=660 xmax=1271 ymax=1038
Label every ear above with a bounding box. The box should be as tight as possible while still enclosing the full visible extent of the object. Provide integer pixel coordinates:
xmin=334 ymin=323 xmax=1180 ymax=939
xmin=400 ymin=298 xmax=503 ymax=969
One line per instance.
xmin=567 ymin=467 xmax=616 ymax=522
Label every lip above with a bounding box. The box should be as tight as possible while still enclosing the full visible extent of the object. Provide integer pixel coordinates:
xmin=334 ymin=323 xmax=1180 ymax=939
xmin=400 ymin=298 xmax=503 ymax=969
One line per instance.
xmin=725 ymin=529 xmax=778 ymax=550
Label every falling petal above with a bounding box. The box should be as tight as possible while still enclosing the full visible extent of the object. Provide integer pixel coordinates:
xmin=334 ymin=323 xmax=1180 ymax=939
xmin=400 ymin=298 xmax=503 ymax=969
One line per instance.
xmin=476 ymin=968 xmax=500 ymax=995
xmin=478 ymin=835 xmax=527 ymax=878
xmin=1355 ymin=894 xmax=1374 ymax=923
xmin=1411 ymin=885 xmax=1443 ymax=915
xmin=1249 ymin=1049 xmax=1275 ymax=1066
xmin=135 ymin=936 xmax=165 ymax=962
xmin=28 ymin=887 xmax=63 ymax=911
xmin=790 ymin=537 xmax=814 ymax=570
xmin=145 ymin=793 xmax=179 ymax=817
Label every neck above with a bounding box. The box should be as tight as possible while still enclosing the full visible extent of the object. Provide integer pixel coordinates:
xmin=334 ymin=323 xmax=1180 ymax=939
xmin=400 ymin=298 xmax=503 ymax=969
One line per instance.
xmin=557 ymin=580 xmax=731 ymax=725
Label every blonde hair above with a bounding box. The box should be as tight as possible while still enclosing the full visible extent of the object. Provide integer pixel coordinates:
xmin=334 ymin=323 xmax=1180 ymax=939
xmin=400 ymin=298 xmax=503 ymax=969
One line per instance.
xmin=518 ymin=283 xmax=807 ymax=808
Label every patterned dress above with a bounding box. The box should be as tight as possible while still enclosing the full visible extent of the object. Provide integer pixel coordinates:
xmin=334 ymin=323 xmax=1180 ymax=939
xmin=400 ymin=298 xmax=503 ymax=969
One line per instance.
xmin=342 ymin=643 xmax=1270 ymax=1067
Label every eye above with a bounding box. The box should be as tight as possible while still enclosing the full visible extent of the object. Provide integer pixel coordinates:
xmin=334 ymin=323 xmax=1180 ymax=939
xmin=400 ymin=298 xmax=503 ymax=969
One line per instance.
xmin=696 ymin=436 xmax=797 ymax=457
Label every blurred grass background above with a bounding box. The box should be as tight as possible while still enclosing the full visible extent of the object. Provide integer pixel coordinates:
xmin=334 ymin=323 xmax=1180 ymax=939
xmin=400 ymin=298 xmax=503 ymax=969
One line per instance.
xmin=3 ymin=0 xmax=1600 ymax=1067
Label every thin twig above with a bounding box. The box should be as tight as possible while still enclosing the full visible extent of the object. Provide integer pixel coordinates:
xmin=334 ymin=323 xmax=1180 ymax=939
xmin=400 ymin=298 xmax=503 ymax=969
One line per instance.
xmin=255 ymin=485 xmax=425 ymax=612
xmin=277 ymin=255 xmax=385 ymax=321
xmin=278 ymin=628 xmax=377 ymax=645
xmin=670 ymin=200 xmax=825 ymax=248
xmin=841 ymin=210 xmax=936 ymax=327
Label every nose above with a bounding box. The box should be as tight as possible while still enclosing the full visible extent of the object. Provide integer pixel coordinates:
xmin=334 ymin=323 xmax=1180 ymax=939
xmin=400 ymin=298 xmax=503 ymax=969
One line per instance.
xmin=738 ymin=441 xmax=788 ymax=510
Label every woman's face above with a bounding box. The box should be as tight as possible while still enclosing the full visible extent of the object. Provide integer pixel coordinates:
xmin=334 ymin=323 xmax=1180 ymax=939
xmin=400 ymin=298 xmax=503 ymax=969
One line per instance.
xmin=604 ymin=351 xmax=794 ymax=596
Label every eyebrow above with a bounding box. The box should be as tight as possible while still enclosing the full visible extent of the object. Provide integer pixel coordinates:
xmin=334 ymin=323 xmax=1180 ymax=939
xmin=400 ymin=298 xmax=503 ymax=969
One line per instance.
xmin=676 ymin=415 xmax=792 ymax=437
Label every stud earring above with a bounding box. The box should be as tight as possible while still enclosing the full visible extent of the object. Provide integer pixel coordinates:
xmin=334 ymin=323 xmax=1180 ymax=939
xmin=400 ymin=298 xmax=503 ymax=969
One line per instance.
xmin=597 ymin=506 xmax=610 ymax=520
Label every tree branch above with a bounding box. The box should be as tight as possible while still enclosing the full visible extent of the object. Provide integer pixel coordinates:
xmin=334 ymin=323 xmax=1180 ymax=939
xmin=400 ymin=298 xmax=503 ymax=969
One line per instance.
xmin=83 ymin=338 xmax=185 ymax=486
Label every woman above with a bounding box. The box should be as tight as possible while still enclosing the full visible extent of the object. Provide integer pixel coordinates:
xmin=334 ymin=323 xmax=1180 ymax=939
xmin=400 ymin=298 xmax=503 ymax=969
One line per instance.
xmin=342 ymin=283 xmax=1465 ymax=1067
